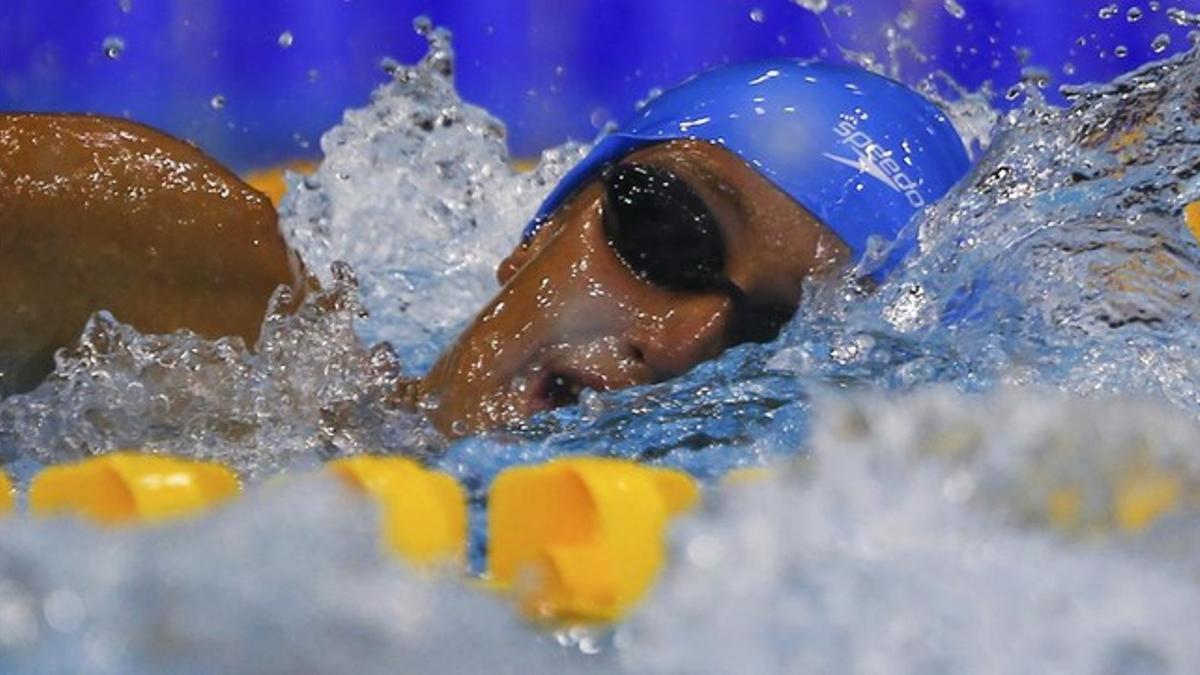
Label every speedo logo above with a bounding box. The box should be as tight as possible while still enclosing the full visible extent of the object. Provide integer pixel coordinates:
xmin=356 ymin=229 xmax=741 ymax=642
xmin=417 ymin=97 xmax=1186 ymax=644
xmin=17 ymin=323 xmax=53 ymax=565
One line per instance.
xmin=825 ymin=120 xmax=925 ymax=208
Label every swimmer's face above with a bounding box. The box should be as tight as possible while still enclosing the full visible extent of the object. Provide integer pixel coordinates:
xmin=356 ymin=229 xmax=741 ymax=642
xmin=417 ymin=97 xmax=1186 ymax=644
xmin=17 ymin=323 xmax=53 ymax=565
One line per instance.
xmin=417 ymin=139 xmax=849 ymax=436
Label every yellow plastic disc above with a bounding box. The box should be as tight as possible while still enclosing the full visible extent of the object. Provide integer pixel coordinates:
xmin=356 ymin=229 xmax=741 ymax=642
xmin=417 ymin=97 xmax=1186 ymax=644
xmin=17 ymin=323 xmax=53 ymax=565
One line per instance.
xmin=1185 ymin=201 xmax=1200 ymax=244
xmin=0 ymin=469 xmax=13 ymax=515
xmin=488 ymin=457 xmax=699 ymax=623
xmin=29 ymin=452 xmax=240 ymax=526
xmin=327 ymin=455 xmax=467 ymax=567
xmin=242 ymin=160 xmax=319 ymax=207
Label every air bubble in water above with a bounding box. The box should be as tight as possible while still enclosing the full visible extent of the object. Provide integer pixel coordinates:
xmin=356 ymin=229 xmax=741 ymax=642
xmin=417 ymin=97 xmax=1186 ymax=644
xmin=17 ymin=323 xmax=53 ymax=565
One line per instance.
xmin=102 ymin=36 xmax=125 ymax=60
xmin=1099 ymin=4 xmax=1118 ymax=19
xmin=277 ymin=31 xmax=294 ymax=49
xmin=1127 ymin=6 xmax=1143 ymax=21
xmin=1114 ymin=44 xmax=1129 ymax=58
xmin=896 ymin=8 xmax=918 ymax=30
xmin=749 ymin=8 xmax=765 ymax=23
xmin=944 ymin=0 xmax=966 ymax=19
xmin=1062 ymin=61 xmax=1077 ymax=76
xmin=209 ymin=94 xmax=226 ymax=110
xmin=832 ymin=4 xmax=853 ymax=17
xmin=118 ymin=0 xmax=132 ymax=13
xmin=1151 ymin=33 xmax=1171 ymax=53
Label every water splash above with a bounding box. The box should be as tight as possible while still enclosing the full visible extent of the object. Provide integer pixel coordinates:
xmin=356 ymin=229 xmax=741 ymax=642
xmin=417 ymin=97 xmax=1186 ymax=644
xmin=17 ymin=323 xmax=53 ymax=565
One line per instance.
xmin=0 ymin=478 xmax=575 ymax=674
xmin=280 ymin=20 xmax=583 ymax=372
xmin=0 ymin=268 xmax=438 ymax=482
xmin=621 ymin=388 xmax=1200 ymax=673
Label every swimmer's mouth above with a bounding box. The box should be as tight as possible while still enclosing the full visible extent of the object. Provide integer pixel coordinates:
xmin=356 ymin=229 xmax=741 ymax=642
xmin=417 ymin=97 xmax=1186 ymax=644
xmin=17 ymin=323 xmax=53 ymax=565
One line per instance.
xmin=528 ymin=366 xmax=607 ymax=414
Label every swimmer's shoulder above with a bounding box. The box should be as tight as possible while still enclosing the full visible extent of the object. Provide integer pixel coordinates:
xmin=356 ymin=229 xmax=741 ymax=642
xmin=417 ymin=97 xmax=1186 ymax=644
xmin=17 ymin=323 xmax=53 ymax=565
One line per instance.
xmin=0 ymin=113 xmax=308 ymax=394
xmin=0 ymin=112 xmax=276 ymax=216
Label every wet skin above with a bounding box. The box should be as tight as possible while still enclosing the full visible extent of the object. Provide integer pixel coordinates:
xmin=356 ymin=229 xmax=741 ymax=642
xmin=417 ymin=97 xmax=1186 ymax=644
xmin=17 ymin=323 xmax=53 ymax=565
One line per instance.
xmin=0 ymin=114 xmax=307 ymax=395
xmin=413 ymin=139 xmax=849 ymax=435
xmin=0 ymin=115 xmax=847 ymax=436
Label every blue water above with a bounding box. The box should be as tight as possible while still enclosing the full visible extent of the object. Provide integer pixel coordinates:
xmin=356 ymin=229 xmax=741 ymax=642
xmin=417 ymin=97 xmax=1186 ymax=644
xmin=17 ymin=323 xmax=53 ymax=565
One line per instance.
xmin=0 ymin=14 xmax=1199 ymax=674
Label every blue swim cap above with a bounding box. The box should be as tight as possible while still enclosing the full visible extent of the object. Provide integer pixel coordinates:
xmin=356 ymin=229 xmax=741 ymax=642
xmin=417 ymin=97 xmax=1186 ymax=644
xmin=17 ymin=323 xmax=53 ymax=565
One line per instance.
xmin=525 ymin=60 xmax=971 ymax=278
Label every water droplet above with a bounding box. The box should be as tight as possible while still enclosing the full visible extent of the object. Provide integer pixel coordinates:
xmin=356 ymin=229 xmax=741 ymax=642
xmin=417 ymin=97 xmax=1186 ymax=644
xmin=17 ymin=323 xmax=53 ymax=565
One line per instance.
xmin=277 ymin=30 xmax=294 ymax=49
xmin=944 ymin=0 xmax=966 ymax=19
xmin=379 ymin=56 xmax=401 ymax=77
xmin=1098 ymin=4 xmax=1118 ymax=19
xmin=1166 ymin=7 xmax=1200 ymax=27
xmin=1062 ymin=61 xmax=1077 ymax=76
xmin=1022 ymin=67 xmax=1050 ymax=89
xmin=1149 ymin=0 xmax=1160 ymax=10
xmin=832 ymin=4 xmax=853 ymax=17
xmin=635 ymin=87 xmax=663 ymax=110
xmin=749 ymin=8 xmax=765 ymax=22
xmin=43 ymin=589 xmax=84 ymax=634
xmin=791 ymin=0 xmax=828 ymax=14
xmin=209 ymin=94 xmax=226 ymax=110
xmin=413 ymin=15 xmax=433 ymax=36
xmin=101 ymin=35 xmax=125 ymax=60
xmin=589 ymin=107 xmax=611 ymax=129
xmin=1127 ymin=6 xmax=1143 ymax=21
xmin=896 ymin=8 xmax=918 ymax=30
xmin=1151 ymin=33 xmax=1171 ymax=53
xmin=117 ymin=0 xmax=132 ymax=13
xmin=1114 ymin=44 xmax=1129 ymax=58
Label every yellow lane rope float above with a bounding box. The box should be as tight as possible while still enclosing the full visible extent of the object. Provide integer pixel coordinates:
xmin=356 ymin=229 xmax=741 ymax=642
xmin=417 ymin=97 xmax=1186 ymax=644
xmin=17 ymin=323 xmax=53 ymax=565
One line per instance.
xmin=0 ymin=469 xmax=12 ymax=514
xmin=326 ymin=455 xmax=467 ymax=567
xmin=29 ymin=452 xmax=240 ymax=525
xmin=242 ymin=160 xmax=320 ymax=207
xmin=1185 ymin=201 xmax=1200 ymax=244
xmin=487 ymin=457 xmax=699 ymax=623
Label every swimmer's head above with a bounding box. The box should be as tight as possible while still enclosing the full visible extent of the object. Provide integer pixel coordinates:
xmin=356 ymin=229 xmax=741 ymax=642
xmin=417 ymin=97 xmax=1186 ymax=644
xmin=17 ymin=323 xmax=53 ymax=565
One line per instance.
xmin=528 ymin=59 xmax=970 ymax=277
xmin=416 ymin=60 xmax=971 ymax=435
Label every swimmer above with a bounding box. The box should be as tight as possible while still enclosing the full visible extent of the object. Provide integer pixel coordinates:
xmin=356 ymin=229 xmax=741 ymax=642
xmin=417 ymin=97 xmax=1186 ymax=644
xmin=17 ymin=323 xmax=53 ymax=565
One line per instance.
xmin=0 ymin=61 xmax=970 ymax=436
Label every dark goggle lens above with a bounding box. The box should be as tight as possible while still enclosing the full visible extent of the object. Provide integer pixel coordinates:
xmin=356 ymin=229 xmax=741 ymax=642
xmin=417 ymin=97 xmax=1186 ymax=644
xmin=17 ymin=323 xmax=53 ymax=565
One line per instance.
xmin=601 ymin=162 xmax=798 ymax=344
xmin=601 ymin=163 xmax=725 ymax=291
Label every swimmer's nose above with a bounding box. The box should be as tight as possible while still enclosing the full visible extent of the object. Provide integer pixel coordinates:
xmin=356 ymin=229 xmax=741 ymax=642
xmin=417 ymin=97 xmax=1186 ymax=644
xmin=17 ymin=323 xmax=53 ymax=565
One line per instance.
xmin=624 ymin=296 xmax=731 ymax=381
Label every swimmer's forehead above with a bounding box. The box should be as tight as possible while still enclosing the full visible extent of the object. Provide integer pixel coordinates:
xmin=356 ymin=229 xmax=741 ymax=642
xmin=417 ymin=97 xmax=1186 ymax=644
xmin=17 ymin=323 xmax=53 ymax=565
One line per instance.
xmin=620 ymin=140 xmax=740 ymax=202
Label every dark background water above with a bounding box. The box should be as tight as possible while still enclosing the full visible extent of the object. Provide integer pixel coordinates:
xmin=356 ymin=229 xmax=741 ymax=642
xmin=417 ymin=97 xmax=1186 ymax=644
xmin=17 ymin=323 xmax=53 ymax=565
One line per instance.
xmin=1 ymin=0 xmax=1193 ymax=170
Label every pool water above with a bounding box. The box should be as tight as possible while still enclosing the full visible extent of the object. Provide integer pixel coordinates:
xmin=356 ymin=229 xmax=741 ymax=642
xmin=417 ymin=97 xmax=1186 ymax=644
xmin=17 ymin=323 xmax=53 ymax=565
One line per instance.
xmin=1 ymin=17 xmax=1200 ymax=675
